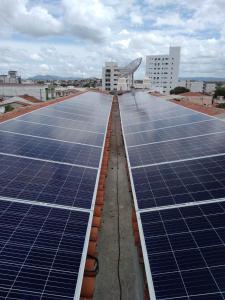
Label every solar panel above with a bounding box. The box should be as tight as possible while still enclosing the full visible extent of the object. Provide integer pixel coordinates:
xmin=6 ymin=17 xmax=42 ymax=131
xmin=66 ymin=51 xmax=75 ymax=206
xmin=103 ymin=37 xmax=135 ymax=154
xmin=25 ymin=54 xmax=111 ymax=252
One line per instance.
xmin=121 ymin=104 xmax=186 ymax=120
xmin=119 ymin=91 xmax=225 ymax=299
xmin=0 ymin=154 xmax=97 ymax=209
xmin=0 ymin=91 xmax=112 ymax=299
xmin=0 ymin=131 xmax=101 ymax=167
xmin=126 ymin=119 xmax=225 ymax=147
xmin=123 ymin=113 xmax=210 ymax=134
xmin=39 ymin=107 xmax=106 ymax=123
xmin=132 ymin=155 xmax=225 ymax=209
xmin=0 ymin=199 xmax=90 ymax=299
xmin=20 ymin=113 xmax=106 ymax=133
xmin=140 ymin=201 xmax=225 ymax=299
xmin=0 ymin=119 xmax=104 ymax=147
xmin=46 ymin=106 xmax=107 ymax=121
xmin=121 ymin=109 xmax=190 ymax=127
xmin=128 ymin=131 xmax=225 ymax=167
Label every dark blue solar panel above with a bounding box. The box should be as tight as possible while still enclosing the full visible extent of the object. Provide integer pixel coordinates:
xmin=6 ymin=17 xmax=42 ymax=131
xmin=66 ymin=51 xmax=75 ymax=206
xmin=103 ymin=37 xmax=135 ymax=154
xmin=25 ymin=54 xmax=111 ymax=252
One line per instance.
xmin=121 ymin=108 xmax=190 ymax=126
xmin=0 ymin=131 xmax=101 ymax=168
xmin=42 ymin=107 xmax=107 ymax=123
xmin=0 ymin=154 xmax=97 ymax=209
xmin=126 ymin=119 xmax=225 ymax=146
xmin=20 ymin=113 xmax=106 ymax=133
xmin=0 ymin=200 xmax=89 ymax=299
xmin=128 ymin=131 xmax=225 ymax=167
xmin=132 ymin=155 xmax=225 ymax=209
xmin=36 ymin=108 xmax=106 ymax=123
xmin=0 ymin=119 xmax=104 ymax=146
xmin=121 ymin=104 xmax=187 ymax=121
xmin=47 ymin=107 xmax=107 ymax=123
xmin=0 ymin=91 xmax=112 ymax=300
xmin=55 ymin=100 xmax=110 ymax=113
xmin=140 ymin=201 xmax=225 ymax=299
xmin=123 ymin=113 xmax=210 ymax=134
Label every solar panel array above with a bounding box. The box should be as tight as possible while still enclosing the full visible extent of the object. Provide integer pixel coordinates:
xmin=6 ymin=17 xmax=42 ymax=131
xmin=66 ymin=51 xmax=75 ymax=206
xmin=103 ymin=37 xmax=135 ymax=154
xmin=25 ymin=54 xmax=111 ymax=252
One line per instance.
xmin=0 ymin=92 xmax=112 ymax=299
xmin=119 ymin=91 xmax=225 ymax=299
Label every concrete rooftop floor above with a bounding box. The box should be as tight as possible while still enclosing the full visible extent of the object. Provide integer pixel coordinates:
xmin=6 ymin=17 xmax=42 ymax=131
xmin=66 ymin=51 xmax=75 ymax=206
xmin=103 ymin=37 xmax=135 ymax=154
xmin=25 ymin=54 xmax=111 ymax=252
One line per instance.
xmin=94 ymin=97 xmax=144 ymax=300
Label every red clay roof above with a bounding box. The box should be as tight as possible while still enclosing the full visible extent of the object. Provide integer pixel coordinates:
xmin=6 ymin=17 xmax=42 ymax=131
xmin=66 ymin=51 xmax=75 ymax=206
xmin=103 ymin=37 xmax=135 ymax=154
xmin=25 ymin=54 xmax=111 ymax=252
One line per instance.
xmin=179 ymin=92 xmax=204 ymax=97
xmin=19 ymin=95 xmax=41 ymax=103
xmin=170 ymin=99 xmax=221 ymax=116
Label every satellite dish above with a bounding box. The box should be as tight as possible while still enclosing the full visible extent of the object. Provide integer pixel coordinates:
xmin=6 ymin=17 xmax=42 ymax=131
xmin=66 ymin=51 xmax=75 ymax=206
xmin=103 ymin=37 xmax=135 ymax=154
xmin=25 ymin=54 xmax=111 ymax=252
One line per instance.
xmin=118 ymin=57 xmax=142 ymax=88
xmin=119 ymin=57 xmax=142 ymax=77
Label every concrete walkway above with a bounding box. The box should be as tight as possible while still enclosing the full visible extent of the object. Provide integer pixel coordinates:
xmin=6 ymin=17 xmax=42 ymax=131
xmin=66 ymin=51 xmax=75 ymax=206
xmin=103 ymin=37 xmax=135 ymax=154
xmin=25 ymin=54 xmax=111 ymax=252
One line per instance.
xmin=94 ymin=97 xmax=144 ymax=300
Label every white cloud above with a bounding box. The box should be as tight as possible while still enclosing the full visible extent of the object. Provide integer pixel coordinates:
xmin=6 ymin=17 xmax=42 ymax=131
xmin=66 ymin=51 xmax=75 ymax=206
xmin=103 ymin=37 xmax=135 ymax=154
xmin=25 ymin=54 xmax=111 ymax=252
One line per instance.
xmin=155 ymin=13 xmax=184 ymax=27
xmin=30 ymin=53 xmax=42 ymax=61
xmin=40 ymin=63 xmax=50 ymax=72
xmin=62 ymin=0 xmax=114 ymax=42
xmin=112 ymin=39 xmax=131 ymax=50
xmin=130 ymin=12 xmax=143 ymax=25
xmin=0 ymin=0 xmax=62 ymax=36
xmin=0 ymin=0 xmax=115 ymax=42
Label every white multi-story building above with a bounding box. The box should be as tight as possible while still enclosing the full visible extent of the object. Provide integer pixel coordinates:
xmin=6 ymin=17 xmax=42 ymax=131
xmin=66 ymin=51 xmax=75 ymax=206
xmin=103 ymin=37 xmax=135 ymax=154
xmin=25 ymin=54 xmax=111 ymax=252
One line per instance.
xmin=178 ymin=80 xmax=204 ymax=92
xmin=0 ymin=71 xmax=21 ymax=84
xmin=146 ymin=46 xmax=181 ymax=94
xmin=204 ymin=83 xmax=216 ymax=94
xmin=189 ymin=81 xmax=204 ymax=93
xmin=102 ymin=62 xmax=119 ymax=91
xmin=102 ymin=61 xmax=135 ymax=92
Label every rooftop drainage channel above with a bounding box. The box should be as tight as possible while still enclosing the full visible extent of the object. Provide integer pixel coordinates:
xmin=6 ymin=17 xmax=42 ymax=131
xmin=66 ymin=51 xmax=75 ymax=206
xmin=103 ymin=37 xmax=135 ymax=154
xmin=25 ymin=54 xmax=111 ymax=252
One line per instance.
xmin=93 ymin=96 xmax=144 ymax=300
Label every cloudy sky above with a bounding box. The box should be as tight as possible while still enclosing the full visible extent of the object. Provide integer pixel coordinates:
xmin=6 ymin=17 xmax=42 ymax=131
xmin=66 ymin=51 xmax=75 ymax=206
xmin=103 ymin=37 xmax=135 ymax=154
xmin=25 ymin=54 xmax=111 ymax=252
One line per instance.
xmin=0 ymin=0 xmax=225 ymax=79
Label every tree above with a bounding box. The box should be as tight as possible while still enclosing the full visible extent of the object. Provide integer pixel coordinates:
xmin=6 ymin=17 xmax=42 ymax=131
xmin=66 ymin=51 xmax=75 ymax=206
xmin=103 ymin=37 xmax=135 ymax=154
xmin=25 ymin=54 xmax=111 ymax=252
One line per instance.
xmin=83 ymin=82 xmax=91 ymax=88
xmin=4 ymin=104 xmax=14 ymax=113
xmin=214 ymin=86 xmax=225 ymax=98
xmin=170 ymin=86 xmax=190 ymax=95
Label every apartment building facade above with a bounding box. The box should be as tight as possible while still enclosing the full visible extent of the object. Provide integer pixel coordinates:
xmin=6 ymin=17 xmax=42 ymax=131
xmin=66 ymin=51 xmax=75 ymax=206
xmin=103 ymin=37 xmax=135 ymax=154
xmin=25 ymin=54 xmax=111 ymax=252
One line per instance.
xmin=146 ymin=46 xmax=181 ymax=94
xmin=102 ymin=62 xmax=119 ymax=91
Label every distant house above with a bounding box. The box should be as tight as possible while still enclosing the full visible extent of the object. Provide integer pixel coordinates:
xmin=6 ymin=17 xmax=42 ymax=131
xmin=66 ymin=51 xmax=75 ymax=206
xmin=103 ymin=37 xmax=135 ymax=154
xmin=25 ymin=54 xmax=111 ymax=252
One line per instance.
xmin=0 ymin=84 xmax=55 ymax=101
xmin=176 ymin=92 xmax=213 ymax=106
xmin=0 ymin=96 xmax=42 ymax=114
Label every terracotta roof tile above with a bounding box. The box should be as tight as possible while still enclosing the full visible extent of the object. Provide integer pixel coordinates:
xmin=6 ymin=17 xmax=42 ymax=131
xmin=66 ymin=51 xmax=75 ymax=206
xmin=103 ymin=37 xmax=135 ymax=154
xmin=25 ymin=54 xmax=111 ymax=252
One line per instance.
xmin=179 ymin=92 xmax=204 ymax=97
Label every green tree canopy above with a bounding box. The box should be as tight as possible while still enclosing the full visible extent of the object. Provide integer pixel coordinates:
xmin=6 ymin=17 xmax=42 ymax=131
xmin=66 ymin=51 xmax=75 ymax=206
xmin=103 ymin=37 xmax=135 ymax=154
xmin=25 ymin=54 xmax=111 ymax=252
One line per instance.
xmin=4 ymin=104 xmax=14 ymax=113
xmin=170 ymin=86 xmax=190 ymax=95
xmin=214 ymin=86 xmax=225 ymax=98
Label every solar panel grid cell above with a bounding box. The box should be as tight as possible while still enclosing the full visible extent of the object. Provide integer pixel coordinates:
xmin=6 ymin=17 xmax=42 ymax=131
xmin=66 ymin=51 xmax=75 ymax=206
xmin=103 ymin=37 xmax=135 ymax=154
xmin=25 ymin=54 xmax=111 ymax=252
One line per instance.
xmin=128 ymin=131 xmax=225 ymax=167
xmin=126 ymin=119 xmax=225 ymax=147
xmin=0 ymin=200 xmax=89 ymax=300
xmin=41 ymin=107 xmax=106 ymax=123
xmin=20 ymin=113 xmax=106 ymax=133
xmin=0 ymin=155 xmax=97 ymax=209
xmin=46 ymin=105 xmax=107 ymax=118
xmin=140 ymin=201 xmax=225 ymax=299
xmin=121 ymin=105 xmax=187 ymax=120
xmin=132 ymin=155 xmax=225 ymax=209
xmin=121 ymin=109 xmax=191 ymax=126
xmin=0 ymin=131 xmax=101 ymax=167
xmin=123 ymin=113 xmax=210 ymax=134
xmin=0 ymin=120 xmax=104 ymax=146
